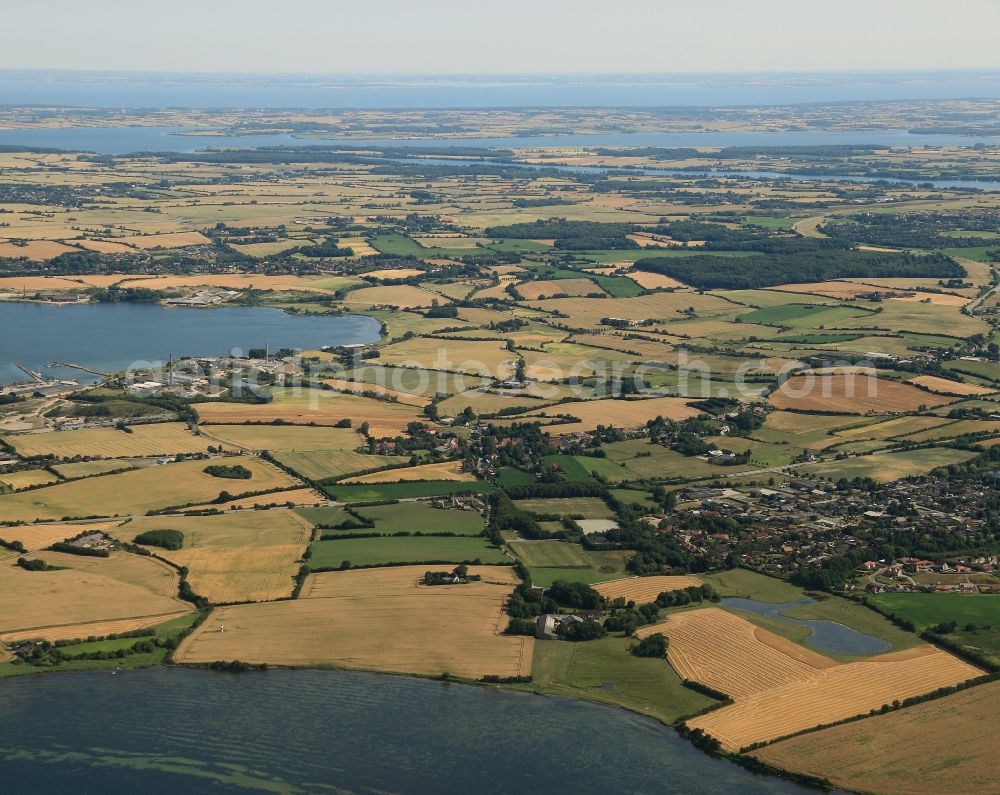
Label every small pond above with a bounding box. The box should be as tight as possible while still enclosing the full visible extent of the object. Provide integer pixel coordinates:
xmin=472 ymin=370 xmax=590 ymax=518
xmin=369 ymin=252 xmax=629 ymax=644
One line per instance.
xmin=721 ymin=597 xmax=892 ymax=656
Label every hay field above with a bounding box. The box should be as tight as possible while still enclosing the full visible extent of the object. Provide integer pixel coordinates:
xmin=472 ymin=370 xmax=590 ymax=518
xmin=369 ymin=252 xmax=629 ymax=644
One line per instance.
xmin=0 ymin=457 xmax=298 ymax=521
xmin=635 ymin=608 xmax=981 ymax=751
xmin=529 ymin=396 xmax=699 ymax=434
xmin=635 ymin=608 xmax=834 ymax=701
xmin=0 ymin=520 xmax=121 ymax=559
xmin=199 ymin=424 xmax=361 ymax=452
xmin=114 ymin=274 xmax=358 ymax=294
xmin=7 ymin=422 xmax=210 ymax=459
xmin=322 ymin=378 xmax=430 ymax=407
xmin=341 ymin=284 xmax=448 ymax=309
xmin=194 ymin=388 xmax=421 ymax=435
xmin=120 ymin=510 xmax=312 ymax=603
xmin=593 ymin=575 xmax=704 ymax=603
xmin=625 ymin=271 xmax=687 ymax=289
xmin=273 ymin=449 xmax=397 ymax=481
xmin=768 ymin=374 xmax=956 ymax=414
xmin=526 ymin=292 xmax=734 ymax=327
xmin=515 ymin=278 xmax=606 ymax=300
xmin=0 ymin=468 xmax=60 ymax=491
xmin=377 ymin=337 xmax=516 ymax=378
xmin=175 ymin=565 xmax=532 ymax=679
xmin=832 ymin=415 xmax=953 ymax=442
xmin=115 ymin=231 xmax=212 ymax=249
xmin=0 ymin=240 xmax=77 ymax=260
xmin=0 ymin=551 xmax=191 ymax=643
xmin=437 ymin=389 xmax=553 ymax=417
xmin=52 ymin=460 xmax=134 ymax=479
xmin=800 ymin=448 xmax=976 ymax=483
xmin=341 ymin=460 xmax=474 ymax=484
xmin=182 ymin=487 xmax=323 ymax=512
xmin=513 ymin=497 xmax=616 ymax=519
xmin=906 ymin=374 xmax=996 ymax=396
xmin=691 ymin=645 xmax=981 ymax=751
xmin=755 ymin=679 xmax=1000 ymax=795
xmin=0 ymin=275 xmax=97 ymax=293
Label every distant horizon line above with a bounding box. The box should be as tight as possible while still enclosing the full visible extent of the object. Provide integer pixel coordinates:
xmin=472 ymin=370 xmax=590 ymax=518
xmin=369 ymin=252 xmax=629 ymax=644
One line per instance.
xmin=2 ymin=67 xmax=1000 ymax=80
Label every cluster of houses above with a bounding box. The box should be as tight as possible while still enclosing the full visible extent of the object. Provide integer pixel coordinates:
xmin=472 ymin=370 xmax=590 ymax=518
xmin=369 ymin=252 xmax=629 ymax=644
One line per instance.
xmin=663 ymin=474 xmax=1000 ymax=592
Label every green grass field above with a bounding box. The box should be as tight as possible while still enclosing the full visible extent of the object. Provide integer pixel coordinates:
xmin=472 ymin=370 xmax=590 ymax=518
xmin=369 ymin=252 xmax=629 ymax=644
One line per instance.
xmin=868 ymin=592 xmax=1000 ymax=666
xmin=513 ymin=497 xmax=616 ymax=519
xmin=0 ymin=613 xmax=200 ymax=679
xmin=353 ymin=502 xmax=484 ymax=535
xmin=868 ymin=593 xmax=1000 ymax=630
xmin=527 ymin=636 xmax=717 ymax=725
xmin=308 ymin=536 xmax=510 ymax=569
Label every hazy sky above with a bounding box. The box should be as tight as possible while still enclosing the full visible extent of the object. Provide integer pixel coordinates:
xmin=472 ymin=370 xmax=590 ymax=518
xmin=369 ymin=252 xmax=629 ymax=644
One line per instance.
xmin=6 ymin=0 xmax=1000 ymax=74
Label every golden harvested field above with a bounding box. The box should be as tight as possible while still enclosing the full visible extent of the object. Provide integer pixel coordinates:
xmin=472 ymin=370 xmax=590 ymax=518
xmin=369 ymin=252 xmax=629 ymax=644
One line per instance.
xmin=768 ymin=374 xmax=956 ymax=414
xmin=767 ymin=281 xmax=895 ymax=298
xmin=119 ymin=510 xmax=312 ymax=603
xmin=625 ymin=270 xmax=688 ymax=289
xmin=7 ymin=422 xmax=211 ymax=459
xmin=0 ymin=468 xmax=60 ymax=491
xmin=115 ymin=231 xmax=212 ymax=249
xmin=181 ymin=487 xmax=324 ymax=512
xmin=529 ymin=396 xmax=700 ymax=434
xmin=194 ymin=388 xmax=422 ymax=434
xmin=114 ymin=274 xmax=358 ymax=294
xmin=322 ymin=378 xmax=430 ymax=407
xmin=341 ymin=284 xmax=449 ymax=308
xmin=515 ymin=278 xmax=606 ymax=300
xmin=0 ymin=275 xmax=96 ymax=293
xmin=377 ymin=337 xmax=516 ymax=378
xmin=436 ymin=389 xmax=553 ymax=417
xmin=691 ymin=646 xmax=981 ymax=751
xmin=199 ymin=424 xmax=361 ymax=452
xmin=175 ymin=565 xmax=531 ymax=679
xmin=52 ymin=460 xmax=134 ymax=479
xmin=0 ymin=241 xmax=77 ymax=260
xmin=341 ymin=460 xmax=475 ymax=484
xmin=273 ymin=449 xmax=398 ymax=481
xmin=0 ymin=521 xmax=122 ymax=559
xmin=755 ymin=680 xmax=1000 ymax=795
xmin=593 ymin=575 xmax=704 ymax=603
xmin=76 ymin=239 xmax=143 ymax=254
xmin=634 ymin=608 xmax=834 ymax=701
xmin=568 ymin=333 xmax=674 ymax=359
xmin=338 ymin=237 xmax=377 ymax=256
xmin=890 ymin=291 xmax=971 ymax=307
xmin=635 ymin=608 xmax=981 ymax=751
xmin=0 ymin=551 xmax=192 ymax=643
xmin=526 ymin=292 xmax=734 ymax=327
xmin=0 ymin=456 xmax=298 ymax=521
xmin=363 ymin=267 xmax=425 ymax=280
xmin=834 ymin=299 xmax=989 ymax=338
xmin=906 ymin=374 xmax=996 ymax=396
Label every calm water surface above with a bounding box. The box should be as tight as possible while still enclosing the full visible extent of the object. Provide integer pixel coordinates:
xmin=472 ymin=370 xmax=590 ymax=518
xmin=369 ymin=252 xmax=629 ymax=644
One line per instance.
xmin=0 ymin=124 xmax=995 ymax=154
xmin=0 ymin=667 xmax=820 ymax=794
xmin=0 ymin=302 xmax=380 ymax=385
xmin=721 ymin=597 xmax=892 ymax=656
